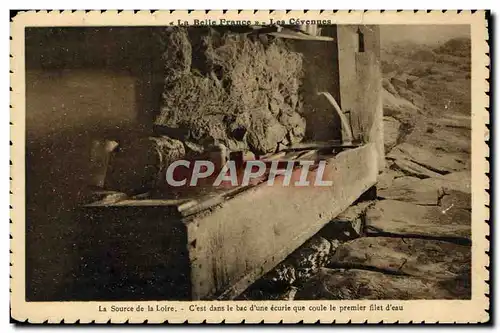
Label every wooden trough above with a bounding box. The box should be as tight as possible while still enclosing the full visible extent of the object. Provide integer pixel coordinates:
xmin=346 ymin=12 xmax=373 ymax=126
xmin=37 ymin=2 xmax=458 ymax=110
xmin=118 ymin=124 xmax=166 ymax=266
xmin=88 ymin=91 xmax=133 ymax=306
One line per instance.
xmin=76 ymin=25 xmax=384 ymax=301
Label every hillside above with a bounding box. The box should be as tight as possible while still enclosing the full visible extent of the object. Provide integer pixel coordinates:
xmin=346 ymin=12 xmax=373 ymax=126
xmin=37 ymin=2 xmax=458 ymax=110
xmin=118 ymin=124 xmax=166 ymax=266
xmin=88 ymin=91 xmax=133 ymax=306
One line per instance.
xmin=381 ymin=37 xmax=471 ymax=157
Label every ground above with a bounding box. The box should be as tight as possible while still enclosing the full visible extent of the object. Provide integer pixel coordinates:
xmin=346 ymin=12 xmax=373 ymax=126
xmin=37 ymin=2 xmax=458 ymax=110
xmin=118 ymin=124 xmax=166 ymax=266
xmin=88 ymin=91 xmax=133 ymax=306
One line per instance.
xmin=240 ymin=37 xmax=472 ymax=300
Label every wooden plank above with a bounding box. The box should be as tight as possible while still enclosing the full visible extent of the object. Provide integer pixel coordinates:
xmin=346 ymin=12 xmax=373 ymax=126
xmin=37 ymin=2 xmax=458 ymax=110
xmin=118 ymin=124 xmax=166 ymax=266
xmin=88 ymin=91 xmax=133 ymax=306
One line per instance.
xmin=268 ymin=31 xmax=334 ymax=41
xmin=355 ymin=52 xmax=379 ymax=141
xmin=296 ymin=149 xmax=318 ymax=160
xmin=83 ymin=198 xmax=192 ymax=207
xmin=337 ymin=25 xmax=383 ymax=167
xmin=248 ymin=26 xmax=335 ymax=41
xmin=286 ymin=140 xmax=359 ymax=150
xmin=185 ymin=143 xmax=378 ymax=300
xmin=258 ymin=151 xmax=287 ymax=161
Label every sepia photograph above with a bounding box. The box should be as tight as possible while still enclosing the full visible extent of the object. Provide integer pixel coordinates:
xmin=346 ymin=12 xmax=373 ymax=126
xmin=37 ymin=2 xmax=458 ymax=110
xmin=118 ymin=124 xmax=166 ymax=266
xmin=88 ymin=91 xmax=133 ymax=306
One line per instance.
xmin=9 ymin=10 xmax=489 ymax=323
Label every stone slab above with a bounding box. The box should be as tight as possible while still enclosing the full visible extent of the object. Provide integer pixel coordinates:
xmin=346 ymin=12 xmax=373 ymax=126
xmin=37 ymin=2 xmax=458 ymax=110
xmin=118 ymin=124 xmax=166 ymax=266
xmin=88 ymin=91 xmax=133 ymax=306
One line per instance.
xmin=377 ymin=169 xmax=405 ymax=191
xmin=378 ymin=173 xmax=471 ymax=205
xmin=377 ymin=176 xmax=442 ymax=205
xmin=330 ymin=237 xmax=470 ymax=280
xmin=365 ymin=200 xmax=471 ymax=241
xmin=388 ymin=143 xmax=465 ymax=174
xmin=295 ymin=268 xmax=470 ymax=300
xmin=391 ymin=158 xmax=444 ymax=179
xmin=384 ymin=116 xmax=401 ymax=153
xmin=440 ymin=190 xmax=471 ymax=211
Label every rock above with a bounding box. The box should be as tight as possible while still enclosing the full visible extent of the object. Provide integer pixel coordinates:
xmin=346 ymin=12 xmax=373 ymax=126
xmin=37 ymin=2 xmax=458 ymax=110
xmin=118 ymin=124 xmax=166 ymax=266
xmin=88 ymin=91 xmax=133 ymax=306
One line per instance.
xmin=161 ymin=27 xmax=192 ymax=82
xmin=377 ymin=168 xmax=404 ymax=190
xmin=105 ymin=136 xmax=185 ymax=194
xmin=421 ymin=173 xmax=471 ymax=194
xmin=329 ymin=239 xmax=341 ymax=254
xmin=329 ymin=237 xmax=470 ymax=280
xmin=390 ymin=75 xmax=408 ymax=92
xmin=439 ymin=190 xmax=471 ymax=211
xmin=442 ymin=170 xmax=471 ymax=185
xmin=319 ymin=201 xmax=375 ymax=242
xmin=183 ymin=140 xmax=205 ymax=155
xmin=247 ymin=111 xmax=287 ymax=154
xmin=156 ymin=29 xmax=305 ymax=155
xmin=434 ymin=37 xmax=471 ymax=57
xmin=319 ymin=200 xmax=376 ymax=264
xmin=383 ymin=116 xmax=401 ymax=152
xmin=406 ymin=74 xmax=420 ymax=83
xmin=378 ymin=173 xmax=472 ymax=205
xmin=292 ymin=236 xmax=331 ymax=282
xmin=263 ymin=262 xmax=297 ymax=286
xmin=378 ymin=176 xmax=443 ymax=205
xmin=262 ymin=236 xmax=331 ymax=287
xmin=391 ymin=158 xmax=444 ymax=179
xmin=436 ymin=114 xmax=471 ymax=130
xmin=388 ymin=143 xmax=466 ymax=174
xmin=397 ymin=88 xmax=426 ymax=109
xmin=411 ymin=78 xmax=425 ymax=91
xmin=365 ymin=200 xmax=471 ymax=241
xmin=410 ymin=49 xmax=437 ymax=62
xmin=405 ymin=123 xmax=471 ymax=156
xmin=382 ymin=78 xmax=398 ymax=95
xmin=336 ymin=201 xmax=374 ymax=226
xmin=295 ymin=268 xmax=469 ymax=300
xmin=279 ymin=110 xmax=306 ymax=145
xmin=382 ymin=88 xmax=419 ymax=120
xmin=285 ymin=286 xmax=299 ymax=300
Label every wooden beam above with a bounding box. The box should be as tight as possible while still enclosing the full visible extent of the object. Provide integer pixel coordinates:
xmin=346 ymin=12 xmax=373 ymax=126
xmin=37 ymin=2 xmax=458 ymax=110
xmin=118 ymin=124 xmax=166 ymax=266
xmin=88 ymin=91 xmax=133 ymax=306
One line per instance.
xmin=249 ymin=26 xmax=335 ymax=42
xmin=286 ymin=140 xmax=360 ymax=150
xmin=268 ymin=30 xmax=335 ymax=41
xmin=185 ymin=143 xmax=378 ymax=300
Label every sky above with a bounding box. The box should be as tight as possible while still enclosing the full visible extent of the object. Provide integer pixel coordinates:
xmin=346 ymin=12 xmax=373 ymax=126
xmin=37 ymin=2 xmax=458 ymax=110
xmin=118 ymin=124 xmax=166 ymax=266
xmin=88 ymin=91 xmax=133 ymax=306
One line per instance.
xmin=380 ymin=25 xmax=470 ymax=46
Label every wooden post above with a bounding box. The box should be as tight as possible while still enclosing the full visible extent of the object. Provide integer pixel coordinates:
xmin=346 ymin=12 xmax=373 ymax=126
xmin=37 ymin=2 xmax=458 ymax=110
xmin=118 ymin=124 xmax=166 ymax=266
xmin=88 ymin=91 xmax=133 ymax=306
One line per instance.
xmin=337 ymin=25 xmax=384 ymax=171
xmin=355 ymin=25 xmax=384 ymax=171
xmin=337 ymin=26 xmax=359 ymax=140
